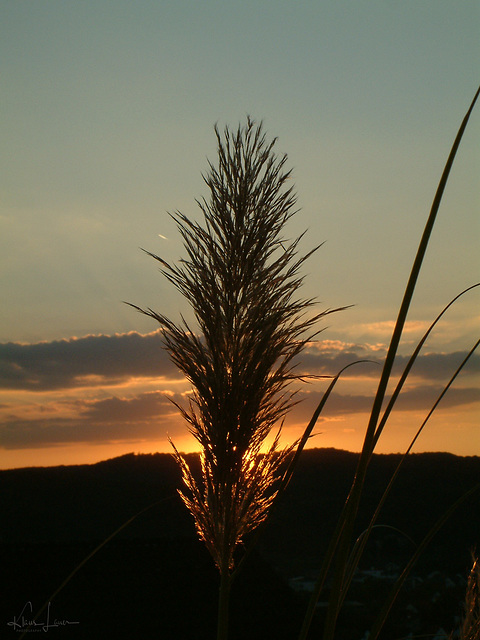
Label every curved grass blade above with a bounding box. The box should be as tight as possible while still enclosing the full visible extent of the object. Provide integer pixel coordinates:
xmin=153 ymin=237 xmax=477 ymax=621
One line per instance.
xmin=459 ymin=552 xmax=480 ymax=640
xmin=297 ymin=335 xmax=478 ymax=639
xmin=339 ymin=338 xmax=480 ymax=614
xmin=339 ymin=286 xmax=480 ymax=595
xmin=231 ymin=360 xmax=376 ymax=584
xmin=363 ymin=83 xmax=479 ymax=463
xmin=18 ymin=496 xmax=175 ymax=640
xmin=367 ymin=483 xmax=480 ymax=640
xmin=281 ymin=360 xmax=377 ymax=492
xmin=320 ymin=84 xmax=480 ymax=640
xmin=372 ymin=283 xmax=480 ymax=453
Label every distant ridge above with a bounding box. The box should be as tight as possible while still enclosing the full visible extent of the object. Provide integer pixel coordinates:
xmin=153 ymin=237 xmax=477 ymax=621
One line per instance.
xmin=3 ymin=445 xmax=478 ymax=473
xmin=2 ymin=448 xmax=478 ymax=562
xmin=2 ymin=448 xmax=479 ymax=639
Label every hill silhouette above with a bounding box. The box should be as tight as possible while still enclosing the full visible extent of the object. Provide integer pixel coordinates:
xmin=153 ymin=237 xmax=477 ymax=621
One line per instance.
xmin=1 ymin=448 xmax=479 ymax=639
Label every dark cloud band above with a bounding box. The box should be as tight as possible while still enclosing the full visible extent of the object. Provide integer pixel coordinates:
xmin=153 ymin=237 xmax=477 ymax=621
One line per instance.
xmin=1 ymin=332 xmax=478 ymax=392
xmin=1 ymin=384 xmax=478 ymax=450
xmin=0 ymin=390 xmax=186 ymax=450
xmin=0 ymin=331 xmax=177 ymax=390
xmin=0 ymin=333 xmax=478 ymax=451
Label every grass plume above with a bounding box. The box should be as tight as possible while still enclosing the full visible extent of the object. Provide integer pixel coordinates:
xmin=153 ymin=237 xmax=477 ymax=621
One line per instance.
xmin=129 ymin=117 xmax=343 ymax=638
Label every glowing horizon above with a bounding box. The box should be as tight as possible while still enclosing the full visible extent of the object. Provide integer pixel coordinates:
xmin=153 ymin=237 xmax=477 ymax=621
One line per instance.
xmin=1 ymin=3 xmax=478 ymax=469
xmin=1 ymin=327 xmax=478 ymax=470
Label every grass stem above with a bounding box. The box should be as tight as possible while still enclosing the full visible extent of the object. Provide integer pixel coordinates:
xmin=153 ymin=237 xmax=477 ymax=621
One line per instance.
xmin=217 ymin=568 xmax=231 ymax=640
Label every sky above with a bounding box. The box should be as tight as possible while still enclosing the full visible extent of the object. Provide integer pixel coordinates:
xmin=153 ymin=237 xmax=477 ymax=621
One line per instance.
xmin=1 ymin=1 xmax=479 ymax=469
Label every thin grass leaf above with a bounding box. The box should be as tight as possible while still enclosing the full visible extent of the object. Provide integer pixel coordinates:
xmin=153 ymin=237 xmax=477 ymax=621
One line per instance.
xmin=281 ymin=360 xmax=378 ymax=492
xmin=372 ymin=283 xmax=480 ymax=452
xmin=459 ymin=553 xmax=480 ymax=640
xmin=231 ymin=359 xmax=375 ymax=584
xmin=337 ymin=286 xmax=480 ymax=603
xmin=18 ymin=496 xmax=175 ymax=640
xmin=367 ymin=483 xmax=480 ymax=640
xmin=339 ymin=338 xmax=480 ymax=615
xmin=363 ymin=83 xmax=479 ymax=463
xmin=298 ymin=84 xmax=480 ymax=640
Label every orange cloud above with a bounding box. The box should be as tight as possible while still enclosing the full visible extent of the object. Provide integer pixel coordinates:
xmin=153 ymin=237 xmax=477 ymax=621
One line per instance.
xmin=1 ymin=332 xmax=478 ymax=458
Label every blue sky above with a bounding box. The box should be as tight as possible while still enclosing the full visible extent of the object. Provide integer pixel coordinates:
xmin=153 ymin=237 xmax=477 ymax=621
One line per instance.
xmin=1 ymin=1 xmax=479 ymax=467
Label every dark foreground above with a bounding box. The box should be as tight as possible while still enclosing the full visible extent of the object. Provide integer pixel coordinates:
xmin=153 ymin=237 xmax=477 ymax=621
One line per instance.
xmin=1 ymin=448 xmax=479 ymax=639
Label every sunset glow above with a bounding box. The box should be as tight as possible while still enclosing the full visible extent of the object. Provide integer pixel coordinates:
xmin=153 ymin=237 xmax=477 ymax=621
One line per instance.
xmin=1 ymin=2 xmax=478 ymax=469
xmin=1 ymin=327 xmax=478 ymax=469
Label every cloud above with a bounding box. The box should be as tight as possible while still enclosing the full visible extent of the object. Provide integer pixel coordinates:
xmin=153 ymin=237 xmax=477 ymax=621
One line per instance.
xmin=350 ymin=320 xmax=433 ymax=338
xmin=338 ymin=316 xmax=480 ymax=352
xmin=2 ymin=333 xmax=477 ymax=393
xmin=2 ymin=381 xmax=478 ymax=451
xmin=0 ymin=390 xmax=186 ymax=450
xmin=297 ymin=341 xmax=480 ymax=381
xmin=0 ymin=332 xmax=478 ymax=452
xmin=290 ymin=386 xmax=480 ymax=422
xmin=0 ymin=331 xmax=178 ymax=390
xmin=79 ymin=391 xmax=180 ymax=423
